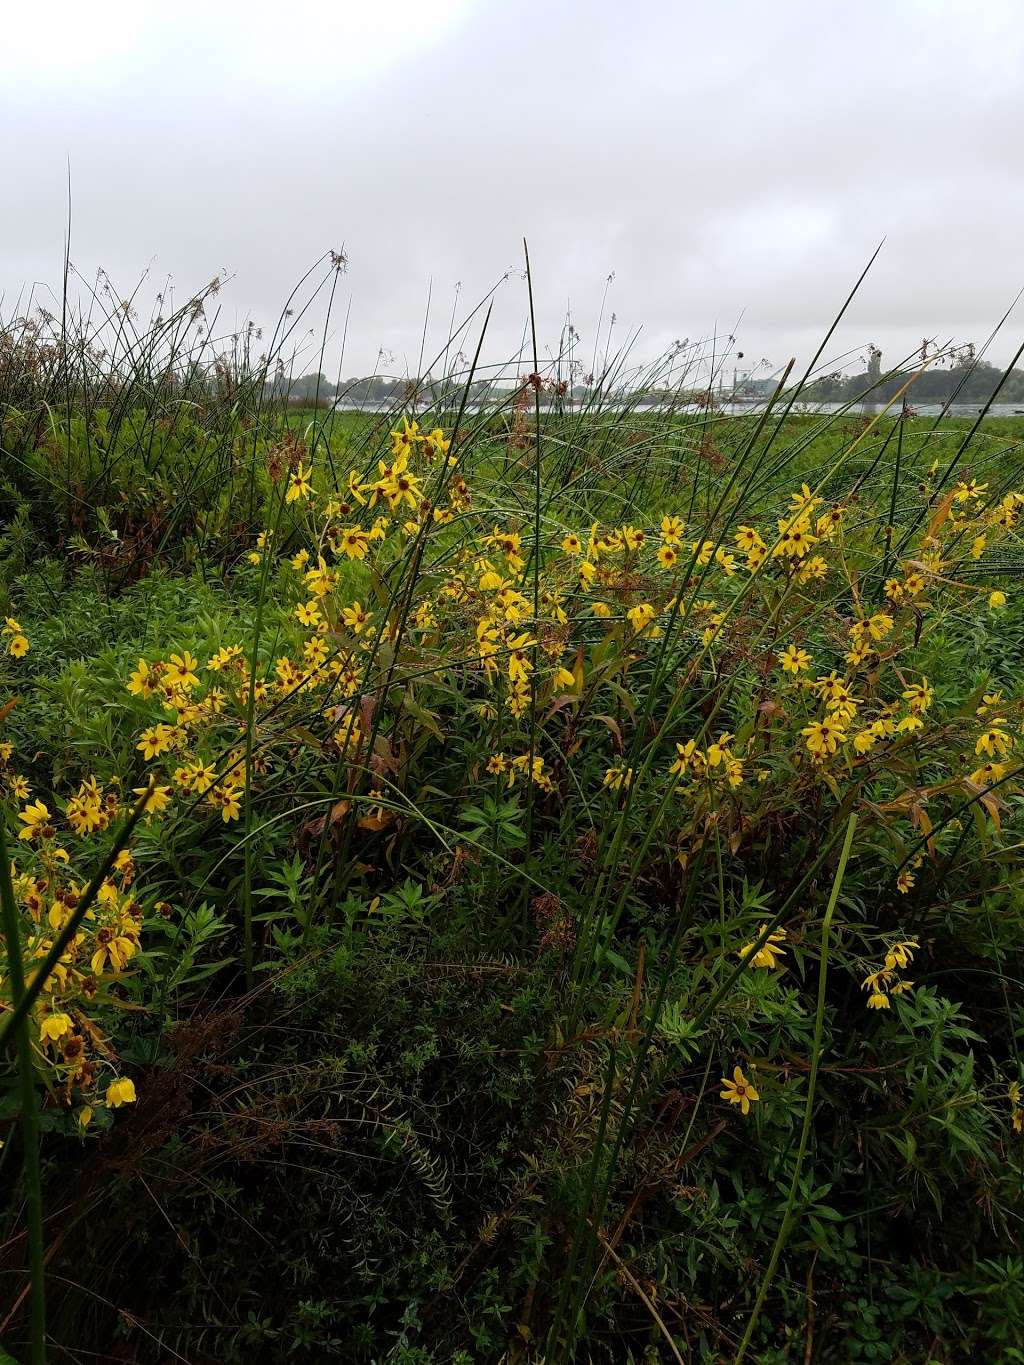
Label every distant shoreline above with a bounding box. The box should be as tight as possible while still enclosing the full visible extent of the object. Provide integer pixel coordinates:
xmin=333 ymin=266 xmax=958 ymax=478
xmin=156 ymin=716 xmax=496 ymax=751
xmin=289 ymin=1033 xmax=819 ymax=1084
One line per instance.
xmin=308 ymin=399 xmax=1024 ymax=420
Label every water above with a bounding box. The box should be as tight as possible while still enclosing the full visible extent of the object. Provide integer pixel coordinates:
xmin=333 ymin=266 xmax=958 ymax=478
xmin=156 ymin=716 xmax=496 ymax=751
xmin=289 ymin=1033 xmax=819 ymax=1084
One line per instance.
xmin=702 ymin=401 xmax=1024 ymax=419
xmin=325 ymin=399 xmax=1024 ymax=420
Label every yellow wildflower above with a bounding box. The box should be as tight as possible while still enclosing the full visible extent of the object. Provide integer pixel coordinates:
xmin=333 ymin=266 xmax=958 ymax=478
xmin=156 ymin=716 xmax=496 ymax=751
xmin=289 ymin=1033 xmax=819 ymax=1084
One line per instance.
xmin=778 ymin=643 xmax=811 ymax=674
xmin=720 ymin=1065 xmax=759 ymax=1115
xmin=106 ymin=1078 xmax=137 ymax=1108
xmin=286 ymin=461 xmax=313 ymax=502
xmin=738 ymin=929 xmax=787 ymax=970
xmin=40 ymin=1012 xmax=73 ymax=1044
xmin=18 ymin=800 xmax=51 ymax=841
xmin=603 ymin=765 xmax=632 ymax=790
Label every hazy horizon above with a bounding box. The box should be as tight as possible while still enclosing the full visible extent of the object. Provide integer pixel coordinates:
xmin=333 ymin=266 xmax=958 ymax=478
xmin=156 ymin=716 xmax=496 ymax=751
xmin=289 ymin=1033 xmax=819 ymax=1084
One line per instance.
xmin=4 ymin=0 xmax=1024 ymax=378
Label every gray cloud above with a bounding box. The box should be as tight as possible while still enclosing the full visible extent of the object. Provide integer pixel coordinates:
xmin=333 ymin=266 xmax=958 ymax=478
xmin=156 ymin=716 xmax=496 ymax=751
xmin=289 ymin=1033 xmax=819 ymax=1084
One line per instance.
xmin=3 ymin=0 xmax=1022 ymax=380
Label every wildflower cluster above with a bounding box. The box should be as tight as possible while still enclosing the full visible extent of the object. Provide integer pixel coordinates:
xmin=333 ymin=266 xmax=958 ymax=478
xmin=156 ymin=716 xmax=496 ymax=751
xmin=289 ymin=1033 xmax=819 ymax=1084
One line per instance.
xmin=4 ymin=419 xmax=1024 ymax=1170
xmin=128 ymin=649 xmax=249 ymax=821
xmin=3 ymin=784 xmax=144 ymax=1124
xmin=861 ymin=938 xmax=918 ymax=1009
xmin=3 ymin=616 xmax=29 ymax=658
xmin=208 ymin=432 xmax=1024 ymax=924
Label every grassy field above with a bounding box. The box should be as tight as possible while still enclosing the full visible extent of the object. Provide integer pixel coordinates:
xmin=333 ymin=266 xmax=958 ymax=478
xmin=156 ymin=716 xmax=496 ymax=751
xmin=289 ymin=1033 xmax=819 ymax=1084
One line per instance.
xmin=2 ymin=291 xmax=1024 ymax=1363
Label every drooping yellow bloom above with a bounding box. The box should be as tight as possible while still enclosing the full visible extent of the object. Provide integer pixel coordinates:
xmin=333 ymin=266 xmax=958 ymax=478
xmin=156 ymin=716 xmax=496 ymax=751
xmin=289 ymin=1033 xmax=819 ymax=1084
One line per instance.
xmin=814 ymin=673 xmax=849 ymax=706
xmin=66 ymin=778 xmax=109 ymax=835
xmin=18 ymin=800 xmax=51 ymax=841
xmin=40 ymin=1012 xmax=73 ymax=1044
xmin=738 ymin=929 xmax=787 ymax=970
xmin=977 ymin=690 xmax=1005 ymax=717
xmin=506 ymin=633 xmax=536 ymax=684
xmin=954 ymin=478 xmax=988 ymax=504
xmin=797 ymin=554 xmax=828 ymax=583
xmin=106 ymin=1077 xmax=137 ymax=1108
xmin=91 ymin=931 xmax=139 ymax=975
xmin=209 ymin=784 xmax=242 ymax=822
xmin=976 ymin=727 xmax=1013 ymax=758
xmin=626 ymin=603 xmax=656 ymax=634
xmin=669 ymin=739 xmax=704 ymax=779
xmin=1009 ymin=1082 xmax=1024 ymax=1134
xmin=884 ymin=939 xmax=918 ymax=971
xmin=424 ymin=427 xmax=450 ymax=459
xmin=788 ymin=482 xmax=818 ymax=513
xmin=390 ymin=416 xmax=421 ymax=459
xmin=293 ymin=549 xmax=329 ymax=591
xmin=127 ymin=658 xmax=159 ymax=698
xmin=133 ymin=785 xmax=172 ymax=816
xmin=969 ymin=761 xmax=1005 ymax=788
xmin=603 ymin=764 xmax=633 ymax=790
xmin=508 ymin=753 xmax=550 ymax=790
xmin=815 ymin=507 xmax=845 ymax=539
xmin=705 ymin=732 xmax=734 ymax=769
xmin=207 ymin=645 xmax=243 ymax=672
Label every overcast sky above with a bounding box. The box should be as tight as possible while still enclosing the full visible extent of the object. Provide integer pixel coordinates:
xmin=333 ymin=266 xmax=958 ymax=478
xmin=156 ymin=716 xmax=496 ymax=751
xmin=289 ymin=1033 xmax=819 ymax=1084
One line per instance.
xmin=3 ymin=0 xmax=1023 ymax=383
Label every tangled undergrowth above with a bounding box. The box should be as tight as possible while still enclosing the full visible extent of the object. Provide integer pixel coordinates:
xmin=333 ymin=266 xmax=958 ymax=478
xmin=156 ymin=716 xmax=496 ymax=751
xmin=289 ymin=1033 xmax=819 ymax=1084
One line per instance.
xmin=2 ymin=274 xmax=1024 ymax=1363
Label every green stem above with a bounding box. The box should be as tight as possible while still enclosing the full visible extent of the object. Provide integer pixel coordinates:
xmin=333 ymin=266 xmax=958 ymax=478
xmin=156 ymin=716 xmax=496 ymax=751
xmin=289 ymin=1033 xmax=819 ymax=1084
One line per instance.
xmin=734 ymin=812 xmax=857 ymax=1364
xmin=0 ymin=784 xmax=152 ymax=1048
xmin=522 ymin=238 xmax=543 ymax=900
xmin=242 ymin=483 xmax=287 ymax=985
xmin=0 ymin=820 xmax=46 ymax=1364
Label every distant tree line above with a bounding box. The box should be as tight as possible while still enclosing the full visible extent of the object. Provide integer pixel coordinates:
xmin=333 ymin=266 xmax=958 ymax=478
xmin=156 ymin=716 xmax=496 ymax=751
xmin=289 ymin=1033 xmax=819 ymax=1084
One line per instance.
xmin=273 ymin=354 xmax=1024 ymax=409
xmin=802 ymin=355 xmax=1024 ymax=406
xmin=273 ymin=374 xmax=514 ymax=405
